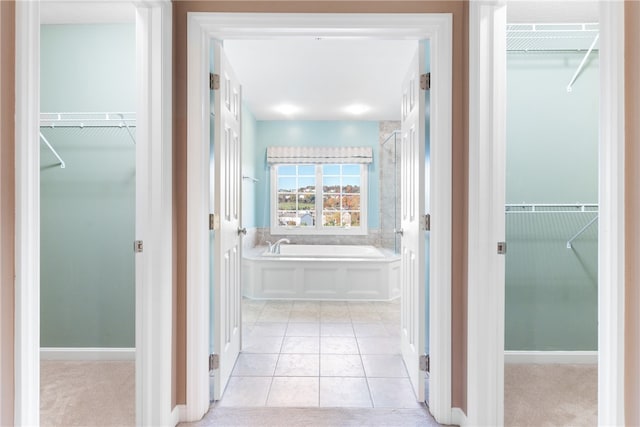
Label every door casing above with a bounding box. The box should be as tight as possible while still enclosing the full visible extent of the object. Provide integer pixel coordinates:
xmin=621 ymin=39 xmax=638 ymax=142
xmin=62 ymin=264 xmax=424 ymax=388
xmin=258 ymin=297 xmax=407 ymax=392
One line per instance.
xmin=186 ymin=12 xmax=453 ymax=424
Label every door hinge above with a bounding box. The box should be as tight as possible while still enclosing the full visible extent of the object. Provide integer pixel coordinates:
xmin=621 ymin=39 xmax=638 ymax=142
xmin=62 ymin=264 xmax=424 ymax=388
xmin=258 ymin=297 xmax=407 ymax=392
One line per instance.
xmin=420 ymin=354 xmax=430 ymax=372
xmin=209 ymin=354 xmax=219 ymax=371
xmin=422 ymin=214 xmax=431 ymax=231
xmin=210 ymin=73 xmax=220 ymax=90
xmin=209 ymin=213 xmax=220 ymax=231
xmin=134 ymin=240 xmax=143 ymax=253
xmin=420 ymin=73 xmax=431 ymax=90
xmin=497 ymin=241 xmax=507 ymax=255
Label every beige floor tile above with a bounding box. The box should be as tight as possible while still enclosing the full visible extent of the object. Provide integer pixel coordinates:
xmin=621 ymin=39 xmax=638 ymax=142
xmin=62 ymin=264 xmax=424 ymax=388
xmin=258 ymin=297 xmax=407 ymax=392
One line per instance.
xmin=289 ymin=310 xmax=321 ymax=322
xmin=320 ymin=311 xmax=352 ymax=322
xmin=292 ymin=301 xmax=321 ymax=312
xmin=320 ymin=355 xmax=365 ymax=377
xmin=281 ymin=336 xmax=320 ymax=354
xmin=350 ymin=311 xmax=383 ymax=322
xmin=218 ymin=377 xmax=272 ymax=407
xmin=320 ymin=322 xmax=355 ymax=337
xmin=232 ymin=353 xmax=279 ymax=377
xmin=243 ymin=336 xmax=284 ymax=353
xmin=275 ymin=354 xmax=320 ymax=376
xmin=319 ymin=377 xmax=372 ymax=408
xmin=258 ymin=311 xmax=291 ymax=322
xmin=356 ymin=337 xmax=400 ymax=355
xmin=361 ymin=355 xmax=409 ymax=378
xmin=250 ymin=322 xmax=288 ymax=337
xmin=286 ymin=322 xmax=320 ymax=337
xmin=267 ymin=377 xmax=319 ymax=407
xmin=263 ymin=301 xmax=294 ymax=310
xmin=368 ymin=378 xmax=422 ymax=408
xmin=320 ymin=337 xmax=360 ymax=354
xmin=352 ymin=322 xmax=390 ymax=337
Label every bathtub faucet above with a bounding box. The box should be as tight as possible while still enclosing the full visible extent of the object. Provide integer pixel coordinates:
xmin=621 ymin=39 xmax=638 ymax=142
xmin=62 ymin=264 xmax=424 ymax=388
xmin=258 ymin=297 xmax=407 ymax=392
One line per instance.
xmin=271 ymin=238 xmax=290 ymax=254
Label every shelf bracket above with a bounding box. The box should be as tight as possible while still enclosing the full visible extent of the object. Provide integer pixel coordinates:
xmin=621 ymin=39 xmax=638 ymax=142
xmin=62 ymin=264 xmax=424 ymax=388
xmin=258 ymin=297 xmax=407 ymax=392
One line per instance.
xmin=566 ymin=33 xmax=599 ymax=93
xmin=39 ymin=132 xmax=66 ymax=169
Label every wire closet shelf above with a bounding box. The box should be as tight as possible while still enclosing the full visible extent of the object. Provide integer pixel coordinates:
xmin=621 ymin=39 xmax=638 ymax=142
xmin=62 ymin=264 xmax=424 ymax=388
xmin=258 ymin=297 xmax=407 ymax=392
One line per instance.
xmin=506 ymin=23 xmax=599 ymax=52
xmin=39 ymin=112 xmax=137 ymax=169
xmin=505 ymin=203 xmax=598 ymax=250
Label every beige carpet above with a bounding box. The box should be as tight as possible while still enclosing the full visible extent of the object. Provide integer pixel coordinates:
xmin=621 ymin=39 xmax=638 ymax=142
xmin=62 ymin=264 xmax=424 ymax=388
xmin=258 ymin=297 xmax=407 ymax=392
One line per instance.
xmin=40 ymin=360 xmax=135 ymax=427
xmin=504 ymin=364 xmax=597 ymax=427
xmin=40 ymin=361 xmax=597 ymax=426
xmin=181 ymin=405 xmax=444 ymax=427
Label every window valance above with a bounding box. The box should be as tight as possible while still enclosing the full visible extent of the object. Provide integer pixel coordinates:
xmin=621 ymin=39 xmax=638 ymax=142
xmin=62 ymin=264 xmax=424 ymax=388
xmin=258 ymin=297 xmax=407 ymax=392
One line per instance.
xmin=266 ymin=146 xmax=373 ymax=164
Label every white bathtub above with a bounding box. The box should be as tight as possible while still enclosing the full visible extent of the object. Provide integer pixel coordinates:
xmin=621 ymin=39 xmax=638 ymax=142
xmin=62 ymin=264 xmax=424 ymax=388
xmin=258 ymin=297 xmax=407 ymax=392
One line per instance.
xmin=243 ymin=245 xmax=401 ymax=300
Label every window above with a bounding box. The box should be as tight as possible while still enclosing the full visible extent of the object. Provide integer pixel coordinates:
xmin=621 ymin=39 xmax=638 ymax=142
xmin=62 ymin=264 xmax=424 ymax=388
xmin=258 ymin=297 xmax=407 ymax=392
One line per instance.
xmin=271 ymin=163 xmax=368 ymax=235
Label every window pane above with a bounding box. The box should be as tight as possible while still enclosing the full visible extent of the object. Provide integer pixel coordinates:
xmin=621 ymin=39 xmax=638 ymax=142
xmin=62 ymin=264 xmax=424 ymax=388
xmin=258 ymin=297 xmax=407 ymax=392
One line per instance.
xmin=277 ymin=211 xmax=299 ymax=226
xmin=323 ymin=195 xmax=340 ymax=210
xmin=298 ymin=165 xmax=315 ymax=175
xmin=298 ymin=193 xmax=315 ymax=210
xmin=349 ymin=212 xmax=361 ymax=227
xmin=341 ymin=195 xmax=360 ymax=210
xmin=298 ymin=177 xmax=315 ymax=193
xmin=278 ymin=194 xmax=296 ymax=211
xmin=278 ymin=165 xmax=296 ymax=176
xmin=322 ymin=211 xmax=341 ymax=227
xmin=299 ymin=212 xmax=315 ymax=226
xmin=342 ymin=164 xmax=360 ymax=175
xmin=278 ymin=177 xmax=296 ymax=192
xmin=323 ymin=176 xmax=340 ymax=193
xmin=323 ymin=164 xmax=340 ymax=175
xmin=342 ymin=176 xmax=360 ymax=193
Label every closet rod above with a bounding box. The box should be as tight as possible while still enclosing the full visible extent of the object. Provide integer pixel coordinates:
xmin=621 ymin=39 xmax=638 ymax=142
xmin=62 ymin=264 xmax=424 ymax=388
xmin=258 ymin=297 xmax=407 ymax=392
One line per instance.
xmin=39 ymin=132 xmax=65 ymax=169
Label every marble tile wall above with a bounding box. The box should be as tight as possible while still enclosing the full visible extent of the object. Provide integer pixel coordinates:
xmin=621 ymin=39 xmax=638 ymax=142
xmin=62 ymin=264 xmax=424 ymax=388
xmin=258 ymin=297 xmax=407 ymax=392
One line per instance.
xmin=378 ymin=121 xmax=401 ymax=252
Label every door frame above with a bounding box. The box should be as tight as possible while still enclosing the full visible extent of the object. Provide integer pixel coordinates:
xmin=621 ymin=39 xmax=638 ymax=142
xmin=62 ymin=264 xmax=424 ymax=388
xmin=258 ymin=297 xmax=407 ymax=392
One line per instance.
xmin=186 ymin=12 xmax=453 ymax=423
xmin=13 ymin=1 xmax=173 ymax=425
xmin=468 ymin=1 xmax=626 ymax=426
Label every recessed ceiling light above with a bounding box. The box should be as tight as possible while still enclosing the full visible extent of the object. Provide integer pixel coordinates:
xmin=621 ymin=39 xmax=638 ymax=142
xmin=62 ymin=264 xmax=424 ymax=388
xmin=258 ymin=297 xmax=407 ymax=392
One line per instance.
xmin=274 ymin=104 xmax=300 ymax=116
xmin=344 ymin=104 xmax=371 ymax=115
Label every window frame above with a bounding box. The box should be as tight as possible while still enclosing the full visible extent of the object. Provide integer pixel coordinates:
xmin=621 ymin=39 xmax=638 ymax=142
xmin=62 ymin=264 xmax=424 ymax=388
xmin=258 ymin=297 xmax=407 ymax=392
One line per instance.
xmin=270 ymin=163 xmax=368 ymax=235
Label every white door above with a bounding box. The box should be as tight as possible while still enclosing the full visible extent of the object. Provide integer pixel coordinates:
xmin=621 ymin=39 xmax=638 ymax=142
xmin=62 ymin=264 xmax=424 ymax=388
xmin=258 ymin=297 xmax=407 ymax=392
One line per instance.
xmin=400 ymin=46 xmax=427 ymax=402
xmin=211 ymin=40 xmax=243 ymax=401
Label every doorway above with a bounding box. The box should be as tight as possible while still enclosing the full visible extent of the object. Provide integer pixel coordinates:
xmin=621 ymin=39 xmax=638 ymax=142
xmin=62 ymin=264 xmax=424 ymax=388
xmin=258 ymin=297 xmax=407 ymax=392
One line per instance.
xmin=13 ymin=2 xmax=172 ymax=425
xmin=186 ymin=13 xmax=453 ymax=423
xmin=39 ymin=21 xmax=137 ymax=426
xmin=211 ymin=37 xmax=424 ymax=410
xmin=502 ymin=21 xmax=599 ymax=426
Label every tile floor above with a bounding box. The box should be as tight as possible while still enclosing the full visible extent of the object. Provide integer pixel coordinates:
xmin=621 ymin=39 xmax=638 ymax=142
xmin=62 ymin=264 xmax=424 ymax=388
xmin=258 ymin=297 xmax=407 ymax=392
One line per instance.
xmin=218 ymin=298 xmax=423 ymax=409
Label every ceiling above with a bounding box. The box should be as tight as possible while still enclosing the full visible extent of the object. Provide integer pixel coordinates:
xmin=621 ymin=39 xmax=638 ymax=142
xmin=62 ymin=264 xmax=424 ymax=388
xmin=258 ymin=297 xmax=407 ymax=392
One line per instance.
xmin=40 ymin=1 xmax=134 ymax=24
xmin=223 ymin=39 xmax=418 ymax=121
xmin=39 ymin=1 xmax=599 ymax=121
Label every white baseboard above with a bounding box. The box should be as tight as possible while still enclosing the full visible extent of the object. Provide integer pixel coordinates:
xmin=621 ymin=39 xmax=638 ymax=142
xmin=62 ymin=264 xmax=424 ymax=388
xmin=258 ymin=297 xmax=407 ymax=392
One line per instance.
xmin=504 ymin=350 xmax=597 ymax=364
xmin=40 ymin=347 xmax=135 ymax=361
xmin=171 ymin=404 xmax=186 ymax=426
xmin=451 ymin=407 xmax=467 ymax=426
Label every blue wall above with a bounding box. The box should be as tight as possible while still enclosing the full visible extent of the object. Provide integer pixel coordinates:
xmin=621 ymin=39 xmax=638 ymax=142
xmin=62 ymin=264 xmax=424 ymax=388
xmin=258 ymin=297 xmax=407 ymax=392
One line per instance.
xmin=40 ymin=24 xmax=136 ymax=347
xmin=253 ymin=121 xmax=380 ymax=229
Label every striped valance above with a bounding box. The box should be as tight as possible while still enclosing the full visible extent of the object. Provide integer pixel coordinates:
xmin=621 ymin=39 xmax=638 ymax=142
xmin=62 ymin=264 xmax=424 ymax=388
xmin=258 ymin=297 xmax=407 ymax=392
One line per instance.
xmin=266 ymin=146 xmax=373 ymax=164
